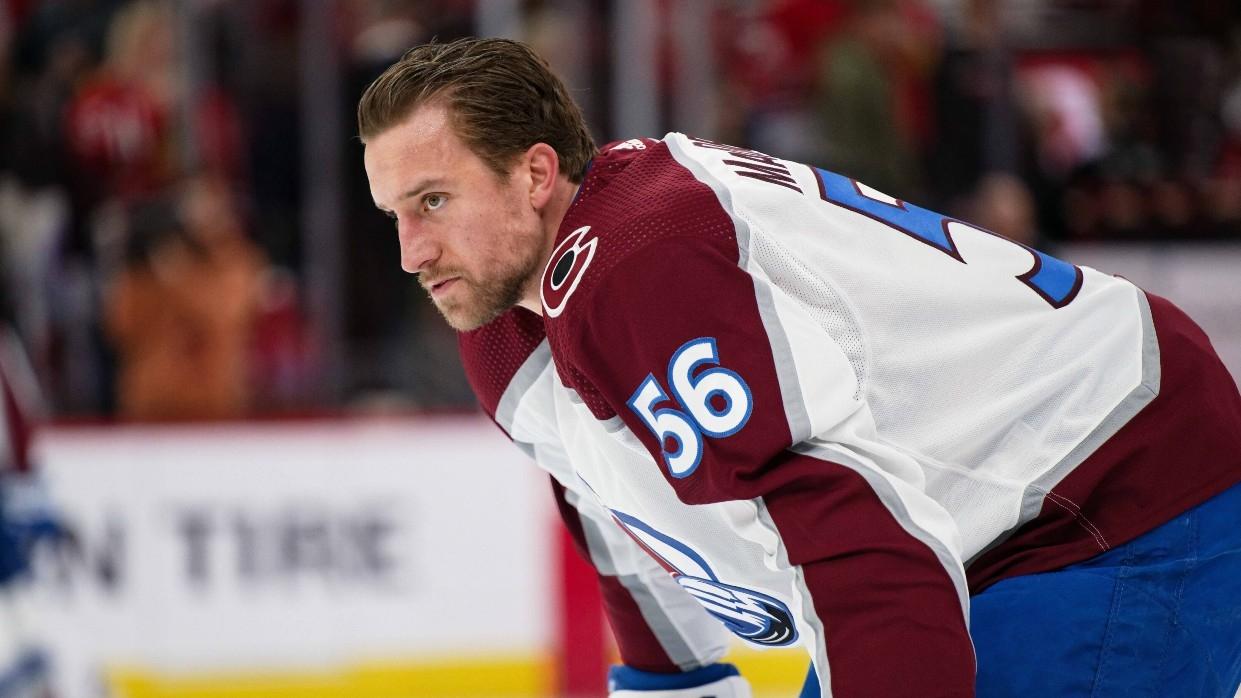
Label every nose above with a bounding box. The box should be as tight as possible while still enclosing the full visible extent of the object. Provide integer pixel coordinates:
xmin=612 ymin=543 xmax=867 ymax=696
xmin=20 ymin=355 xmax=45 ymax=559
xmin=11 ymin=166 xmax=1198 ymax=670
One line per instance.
xmin=397 ymin=219 xmax=438 ymax=274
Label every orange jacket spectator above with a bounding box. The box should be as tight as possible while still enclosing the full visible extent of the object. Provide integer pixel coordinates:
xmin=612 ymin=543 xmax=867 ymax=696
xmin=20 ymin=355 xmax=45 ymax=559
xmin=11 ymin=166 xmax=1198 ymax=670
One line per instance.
xmin=105 ymin=180 xmax=264 ymax=420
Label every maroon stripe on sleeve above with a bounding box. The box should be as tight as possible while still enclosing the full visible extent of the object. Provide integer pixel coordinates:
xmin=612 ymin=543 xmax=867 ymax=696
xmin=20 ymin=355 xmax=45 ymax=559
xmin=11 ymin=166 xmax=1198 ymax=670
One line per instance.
xmin=596 ymin=575 xmax=684 ymax=673
xmin=550 ymin=478 xmax=681 ymax=673
xmin=762 ymin=451 xmax=975 ymax=696
xmin=457 ymin=307 xmax=547 ymax=419
xmin=967 ymin=292 xmax=1241 ymax=592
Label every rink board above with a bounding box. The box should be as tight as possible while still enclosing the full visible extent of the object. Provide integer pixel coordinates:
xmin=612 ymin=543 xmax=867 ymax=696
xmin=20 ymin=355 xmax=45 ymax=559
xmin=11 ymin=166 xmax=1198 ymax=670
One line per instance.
xmin=25 ymin=417 xmax=556 ymax=698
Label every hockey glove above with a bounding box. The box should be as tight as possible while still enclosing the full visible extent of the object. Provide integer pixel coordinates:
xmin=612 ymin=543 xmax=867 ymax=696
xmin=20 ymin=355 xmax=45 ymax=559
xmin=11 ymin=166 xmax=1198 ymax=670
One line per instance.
xmin=608 ymin=662 xmax=752 ymax=698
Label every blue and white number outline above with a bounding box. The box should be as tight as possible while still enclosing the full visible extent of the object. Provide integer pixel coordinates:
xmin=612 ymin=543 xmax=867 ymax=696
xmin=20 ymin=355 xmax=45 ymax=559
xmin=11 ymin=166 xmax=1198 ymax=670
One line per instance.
xmin=667 ymin=337 xmax=753 ymax=438
xmin=626 ymin=373 xmax=704 ymax=478
xmin=626 ymin=336 xmax=753 ymax=479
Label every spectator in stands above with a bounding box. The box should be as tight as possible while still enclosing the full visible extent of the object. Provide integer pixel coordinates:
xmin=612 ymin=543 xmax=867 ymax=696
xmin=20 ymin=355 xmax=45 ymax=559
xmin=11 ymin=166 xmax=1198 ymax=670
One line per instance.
xmin=928 ymin=0 xmax=1023 ymax=215
xmin=104 ymin=175 xmax=264 ymax=420
xmin=812 ymin=0 xmax=940 ymax=197
xmin=1205 ymin=172 xmax=1241 ymax=238
xmin=63 ymin=0 xmax=178 ymax=209
xmin=1096 ymin=178 xmax=1149 ymax=240
xmin=967 ymin=172 xmax=1041 ymax=248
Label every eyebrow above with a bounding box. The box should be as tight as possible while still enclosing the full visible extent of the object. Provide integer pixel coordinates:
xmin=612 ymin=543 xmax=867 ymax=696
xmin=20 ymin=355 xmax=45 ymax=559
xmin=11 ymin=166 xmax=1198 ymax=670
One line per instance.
xmin=376 ymin=177 xmax=447 ymax=211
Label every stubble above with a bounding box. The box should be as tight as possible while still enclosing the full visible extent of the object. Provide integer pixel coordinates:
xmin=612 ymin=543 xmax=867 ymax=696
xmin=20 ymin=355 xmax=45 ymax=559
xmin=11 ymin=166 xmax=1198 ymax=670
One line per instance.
xmin=426 ymin=225 xmax=546 ymax=331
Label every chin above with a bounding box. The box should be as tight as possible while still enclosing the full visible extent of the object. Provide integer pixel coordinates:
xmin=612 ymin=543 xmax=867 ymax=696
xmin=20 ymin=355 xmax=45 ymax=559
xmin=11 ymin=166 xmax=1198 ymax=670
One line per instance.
xmin=443 ymin=314 xmax=486 ymax=332
xmin=437 ymin=302 xmax=505 ymax=332
xmin=433 ymin=274 xmax=527 ymax=331
xmin=436 ymin=305 xmax=478 ymax=331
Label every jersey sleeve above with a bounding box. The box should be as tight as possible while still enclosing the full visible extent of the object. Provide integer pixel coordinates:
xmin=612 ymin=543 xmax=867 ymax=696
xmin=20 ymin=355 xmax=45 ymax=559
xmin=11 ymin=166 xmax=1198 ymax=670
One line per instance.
xmin=550 ymin=475 xmax=731 ymax=673
xmin=567 ymin=236 xmax=977 ymax=695
xmin=457 ymin=309 xmax=730 ymax=673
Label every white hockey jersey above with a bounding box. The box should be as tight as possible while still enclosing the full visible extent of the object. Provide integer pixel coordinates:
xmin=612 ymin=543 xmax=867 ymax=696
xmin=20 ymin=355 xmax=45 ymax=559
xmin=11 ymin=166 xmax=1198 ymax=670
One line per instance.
xmin=459 ymin=134 xmax=1241 ymax=696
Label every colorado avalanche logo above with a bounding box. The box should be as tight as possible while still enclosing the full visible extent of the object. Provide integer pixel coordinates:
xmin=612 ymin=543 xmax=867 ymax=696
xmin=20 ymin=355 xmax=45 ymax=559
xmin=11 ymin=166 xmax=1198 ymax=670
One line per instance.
xmin=541 ymin=225 xmax=598 ymax=318
xmin=610 ymin=510 xmax=798 ymax=647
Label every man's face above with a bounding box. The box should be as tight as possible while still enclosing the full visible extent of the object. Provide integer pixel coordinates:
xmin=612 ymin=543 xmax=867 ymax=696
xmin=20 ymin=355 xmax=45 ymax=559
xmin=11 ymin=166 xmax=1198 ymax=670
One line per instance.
xmin=364 ymin=104 xmax=547 ymax=331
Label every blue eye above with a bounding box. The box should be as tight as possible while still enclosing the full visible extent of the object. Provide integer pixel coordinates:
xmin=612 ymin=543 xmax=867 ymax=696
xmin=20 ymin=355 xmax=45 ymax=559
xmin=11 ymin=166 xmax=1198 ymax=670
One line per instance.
xmin=424 ymin=194 xmax=445 ymax=211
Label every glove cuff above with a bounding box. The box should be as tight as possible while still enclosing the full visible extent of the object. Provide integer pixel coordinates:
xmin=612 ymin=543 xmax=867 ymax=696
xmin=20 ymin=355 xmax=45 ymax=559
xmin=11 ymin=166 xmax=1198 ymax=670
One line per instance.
xmin=608 ymin=663 xmax=751 ymax=697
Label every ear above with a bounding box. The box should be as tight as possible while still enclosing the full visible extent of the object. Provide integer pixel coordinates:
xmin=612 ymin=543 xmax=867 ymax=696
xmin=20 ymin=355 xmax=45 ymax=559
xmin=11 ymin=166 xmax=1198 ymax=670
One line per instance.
xmin=524 ymin=142 xmax=560 ymax=210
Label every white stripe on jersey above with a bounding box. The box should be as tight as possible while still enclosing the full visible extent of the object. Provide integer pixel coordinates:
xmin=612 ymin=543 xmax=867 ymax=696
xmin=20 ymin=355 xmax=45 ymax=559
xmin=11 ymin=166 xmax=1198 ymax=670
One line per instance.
xmin=566 ymin=485 xmax=729 ymax=670
xmin=664 ymin=131 xmax=1156 ymax=561
xmin=492 ymin=337 xmax=732 ymax=669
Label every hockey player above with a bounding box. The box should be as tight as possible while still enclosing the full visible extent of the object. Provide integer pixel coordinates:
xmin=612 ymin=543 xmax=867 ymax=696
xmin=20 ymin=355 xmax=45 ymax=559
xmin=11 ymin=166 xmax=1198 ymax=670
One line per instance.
xmin=359 ymin=38 xmax=1241 ymax=697
xmin=0 ymin=327 xmax=55 ymax=698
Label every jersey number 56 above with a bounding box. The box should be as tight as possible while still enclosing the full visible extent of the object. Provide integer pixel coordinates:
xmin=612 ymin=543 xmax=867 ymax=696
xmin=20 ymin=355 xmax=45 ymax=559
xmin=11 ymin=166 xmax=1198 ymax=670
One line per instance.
xmin=627 ymin=337 xmax=753 ymax=478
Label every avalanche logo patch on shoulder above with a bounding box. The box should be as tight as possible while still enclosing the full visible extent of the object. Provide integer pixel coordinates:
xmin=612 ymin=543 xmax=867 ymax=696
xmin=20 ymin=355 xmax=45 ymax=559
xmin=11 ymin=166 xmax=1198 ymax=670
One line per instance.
xmin=541 ymin=225 xmax=598 ymax=318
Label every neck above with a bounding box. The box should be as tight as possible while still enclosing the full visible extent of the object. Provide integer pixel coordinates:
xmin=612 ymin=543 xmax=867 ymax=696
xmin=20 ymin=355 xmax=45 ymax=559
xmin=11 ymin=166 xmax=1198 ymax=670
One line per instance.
xmin=516 ymin=175 xmax=579 ymax=315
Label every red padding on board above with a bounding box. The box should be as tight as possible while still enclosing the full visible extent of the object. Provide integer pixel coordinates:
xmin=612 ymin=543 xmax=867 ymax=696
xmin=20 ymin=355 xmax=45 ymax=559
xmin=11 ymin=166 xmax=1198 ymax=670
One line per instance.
xmin=556 ymin=524 xmax=607 ymax=697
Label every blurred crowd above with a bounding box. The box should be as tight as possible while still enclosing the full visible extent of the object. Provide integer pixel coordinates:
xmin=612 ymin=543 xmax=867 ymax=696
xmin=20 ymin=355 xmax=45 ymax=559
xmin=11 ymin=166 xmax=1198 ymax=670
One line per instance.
xmin=0 ymin=0 xmax=1238 ymax=420
xmin=0 ymin=0 xmax=476 ymax=419
xmin=716 ymin=0 xmax=1241 ymax=246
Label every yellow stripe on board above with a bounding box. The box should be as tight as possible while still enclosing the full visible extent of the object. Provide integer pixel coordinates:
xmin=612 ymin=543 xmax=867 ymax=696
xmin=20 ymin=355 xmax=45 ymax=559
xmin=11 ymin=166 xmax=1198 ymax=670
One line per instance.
xmin=728 ymin=646 xmax=810 ymax=695
xmin=109 ymin=655 xmax=553 ymax=698
xmin=108 ymin=646 xmax=808 ymax=698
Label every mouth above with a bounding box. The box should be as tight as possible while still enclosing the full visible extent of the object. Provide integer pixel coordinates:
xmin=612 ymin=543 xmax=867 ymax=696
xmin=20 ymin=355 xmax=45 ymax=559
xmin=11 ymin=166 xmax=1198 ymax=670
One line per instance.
xmin=426 ymin=276 xmax=460 ymax=296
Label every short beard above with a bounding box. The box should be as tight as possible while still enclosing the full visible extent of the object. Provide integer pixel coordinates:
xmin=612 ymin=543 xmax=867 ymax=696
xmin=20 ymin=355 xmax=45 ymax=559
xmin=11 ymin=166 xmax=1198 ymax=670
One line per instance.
xmin=427 ymin=251 xmax=541 ymax=331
